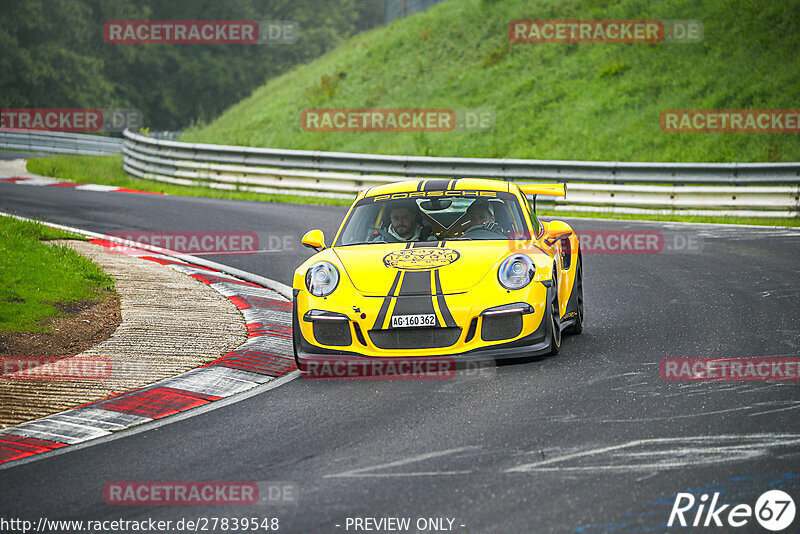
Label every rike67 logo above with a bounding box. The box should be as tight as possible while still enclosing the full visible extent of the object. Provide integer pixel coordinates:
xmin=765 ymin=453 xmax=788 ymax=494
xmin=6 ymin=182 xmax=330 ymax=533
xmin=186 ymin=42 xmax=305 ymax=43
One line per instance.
xmin=669 ymin=489 xmax=795 ymax=531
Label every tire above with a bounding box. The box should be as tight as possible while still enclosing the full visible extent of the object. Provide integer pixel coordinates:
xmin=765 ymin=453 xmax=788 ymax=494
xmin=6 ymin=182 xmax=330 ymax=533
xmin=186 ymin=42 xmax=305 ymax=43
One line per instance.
xmin=564 ymin=254 xmax=584 ymax=335
xmin=547 ymin=274 xmax=561 ymax=356
xmin=292 ymin=297 xmax=303 ymax=371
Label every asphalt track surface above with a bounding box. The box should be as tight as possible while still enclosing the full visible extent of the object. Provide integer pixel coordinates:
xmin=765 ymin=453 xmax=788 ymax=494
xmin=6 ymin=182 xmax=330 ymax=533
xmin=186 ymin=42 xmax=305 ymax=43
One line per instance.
xmin=0 ymin=151 xmax=36 ymax=160
xmin=1 ymin=182 xmax=799 ymax=533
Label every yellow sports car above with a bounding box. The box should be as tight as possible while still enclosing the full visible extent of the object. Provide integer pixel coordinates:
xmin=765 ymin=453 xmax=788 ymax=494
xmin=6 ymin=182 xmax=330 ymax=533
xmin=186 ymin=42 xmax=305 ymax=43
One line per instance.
xmin=292 ymin=178 xmax=583 ymax=370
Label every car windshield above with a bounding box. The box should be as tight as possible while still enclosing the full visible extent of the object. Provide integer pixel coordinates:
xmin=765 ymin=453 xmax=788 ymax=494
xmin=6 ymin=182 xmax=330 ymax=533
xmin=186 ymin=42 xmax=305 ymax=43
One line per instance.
xmin=335 ymin=191 xmax=531 ymax=246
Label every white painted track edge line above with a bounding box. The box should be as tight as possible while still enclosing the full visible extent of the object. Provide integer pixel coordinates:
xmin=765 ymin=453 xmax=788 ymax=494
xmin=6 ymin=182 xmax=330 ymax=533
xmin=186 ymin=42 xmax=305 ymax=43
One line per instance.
xmin=0 ymin=371 xmax=299 ymax=471
xmin=0 ymin=211 xmax=299 ymax=469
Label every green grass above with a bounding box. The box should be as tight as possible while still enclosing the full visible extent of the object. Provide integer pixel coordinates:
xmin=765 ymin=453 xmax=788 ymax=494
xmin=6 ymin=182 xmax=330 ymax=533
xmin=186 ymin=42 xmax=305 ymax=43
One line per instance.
xmin=181 ymin=0 xmax=800 ymax=163
xmin=25 ymin=155 xmax=352 ymax=206
xmin=0 ymin=215 xmax=115 ymax=334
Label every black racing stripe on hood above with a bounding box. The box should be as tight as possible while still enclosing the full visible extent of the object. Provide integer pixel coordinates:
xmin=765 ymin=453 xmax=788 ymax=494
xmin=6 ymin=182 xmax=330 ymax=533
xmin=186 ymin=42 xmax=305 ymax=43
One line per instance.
xmin=390 ymin=242 xmax=441 ymax=326
xmin=434 ymin=269 xmax=457 ymax=327
xmin=391 ymin=269 xmax=439 ymax=326
xmin=396 ymin=269 xmax=431 ymax=295
xmin=372 ymin=270 xmax=403 ymax=330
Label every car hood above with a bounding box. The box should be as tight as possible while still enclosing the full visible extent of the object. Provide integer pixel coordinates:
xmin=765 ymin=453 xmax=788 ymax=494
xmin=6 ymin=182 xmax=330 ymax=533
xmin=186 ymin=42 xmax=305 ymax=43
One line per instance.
xmin=333 ymin=241 xmax=514 ymax=295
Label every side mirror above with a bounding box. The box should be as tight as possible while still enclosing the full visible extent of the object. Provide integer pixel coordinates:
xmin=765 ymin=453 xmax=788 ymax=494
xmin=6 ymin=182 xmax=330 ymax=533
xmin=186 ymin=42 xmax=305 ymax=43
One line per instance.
xmin=543 ymin=222 xmax=572 ymax=247
xmin=301 ymin=229 xmax=326 ymax=252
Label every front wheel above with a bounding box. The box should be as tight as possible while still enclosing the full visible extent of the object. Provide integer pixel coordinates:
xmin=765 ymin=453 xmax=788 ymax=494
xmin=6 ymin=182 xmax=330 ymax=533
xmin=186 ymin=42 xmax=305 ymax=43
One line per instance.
xmin=292 ymin=297 xmax=303 ymax=371
xmin=547 ymin=275 xmax=561 ymax=355
xmin=564 ymin=254 xmax=584 ymax=335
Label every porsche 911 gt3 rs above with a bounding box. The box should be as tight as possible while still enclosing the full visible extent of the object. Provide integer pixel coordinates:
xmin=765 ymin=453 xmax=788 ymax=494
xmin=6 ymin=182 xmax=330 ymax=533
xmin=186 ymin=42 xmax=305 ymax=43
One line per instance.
xmin=292 ymin=178 xmax=583 ymax=369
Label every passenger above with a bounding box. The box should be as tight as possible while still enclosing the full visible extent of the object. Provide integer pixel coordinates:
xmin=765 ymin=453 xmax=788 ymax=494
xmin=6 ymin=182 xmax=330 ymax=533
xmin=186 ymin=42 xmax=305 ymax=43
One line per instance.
xmin=466 ymin=199 xmax=505 ymax=234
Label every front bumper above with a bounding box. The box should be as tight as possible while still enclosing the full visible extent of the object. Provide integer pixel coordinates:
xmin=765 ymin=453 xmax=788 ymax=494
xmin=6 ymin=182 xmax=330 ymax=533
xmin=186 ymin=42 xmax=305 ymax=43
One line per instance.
xmin=293 ymin=290 xmax=554 ymax=369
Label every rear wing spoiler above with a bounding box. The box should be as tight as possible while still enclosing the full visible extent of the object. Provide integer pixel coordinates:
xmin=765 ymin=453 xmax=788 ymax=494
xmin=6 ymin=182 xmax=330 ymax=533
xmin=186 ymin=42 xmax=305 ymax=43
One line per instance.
xmin=518 ymin=183 xmax=567 ymax=198
xmin=518 ymin=183 xmax=566 ymax=214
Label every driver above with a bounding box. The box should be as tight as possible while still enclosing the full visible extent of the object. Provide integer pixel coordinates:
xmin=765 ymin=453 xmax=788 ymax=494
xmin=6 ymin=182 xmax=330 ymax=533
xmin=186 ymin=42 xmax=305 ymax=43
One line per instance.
xmin=466 ymin=199 xmax=505 ymax=234
xmin=383 ymin=201 xmax=430 ymax=241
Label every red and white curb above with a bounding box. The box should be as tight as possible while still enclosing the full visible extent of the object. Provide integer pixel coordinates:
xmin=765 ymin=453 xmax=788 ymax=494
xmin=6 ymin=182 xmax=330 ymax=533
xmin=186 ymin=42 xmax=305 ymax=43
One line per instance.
xmin=0 ymin=175 xmax=161 ymax=195
xmin=0 ymin=221 xmax=297 ymax=466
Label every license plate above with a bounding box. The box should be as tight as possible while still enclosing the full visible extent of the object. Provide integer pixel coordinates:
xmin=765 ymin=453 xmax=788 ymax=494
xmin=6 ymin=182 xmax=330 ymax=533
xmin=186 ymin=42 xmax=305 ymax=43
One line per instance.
xmin=391 ymin=314 xmax=436 ymax=328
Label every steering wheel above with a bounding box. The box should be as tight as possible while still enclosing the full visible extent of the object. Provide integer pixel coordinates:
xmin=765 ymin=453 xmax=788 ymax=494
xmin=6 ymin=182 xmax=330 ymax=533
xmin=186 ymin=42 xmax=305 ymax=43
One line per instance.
xmin=462 ymin=224 xmax=506 ymax=237
xmin=370 ymin=227 xmax=400 ymax=242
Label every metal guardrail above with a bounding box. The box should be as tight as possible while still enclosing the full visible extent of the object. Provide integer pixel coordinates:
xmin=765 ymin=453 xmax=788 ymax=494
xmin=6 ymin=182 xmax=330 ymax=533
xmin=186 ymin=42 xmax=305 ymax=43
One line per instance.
xmin=122 ymin=129 xmax=800 ymax=185
xmin=0 ymin=130 xmax=122 ymax=156
xmin=120 ymin=129 xmax=800 ymax=218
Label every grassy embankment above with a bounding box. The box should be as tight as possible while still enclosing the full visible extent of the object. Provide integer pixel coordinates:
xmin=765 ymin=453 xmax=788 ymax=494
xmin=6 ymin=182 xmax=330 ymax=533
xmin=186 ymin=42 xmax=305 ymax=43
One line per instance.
xmin=28 ymin=0 xmax=800 ymax=225
xmin=0 ymin=216 xmax=114 ymax=334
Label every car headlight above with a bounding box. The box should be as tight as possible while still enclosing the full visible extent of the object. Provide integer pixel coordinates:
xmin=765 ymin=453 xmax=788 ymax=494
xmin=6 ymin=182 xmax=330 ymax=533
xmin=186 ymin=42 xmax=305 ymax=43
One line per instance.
xmin=305 ymin=261 xmax=340 ymax=297
xmin=498 ymin=254 xmax=535 ymax=290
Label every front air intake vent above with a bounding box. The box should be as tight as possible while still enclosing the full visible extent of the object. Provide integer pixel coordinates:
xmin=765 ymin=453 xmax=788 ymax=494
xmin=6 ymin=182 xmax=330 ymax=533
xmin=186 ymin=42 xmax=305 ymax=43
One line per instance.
xmin=481 ymin=314 xmax=523 ymax=342
xmin=313 ymin=321 xmax=352 ymax=346
xmin=368 ymin=327 xmax=461 ymax=349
